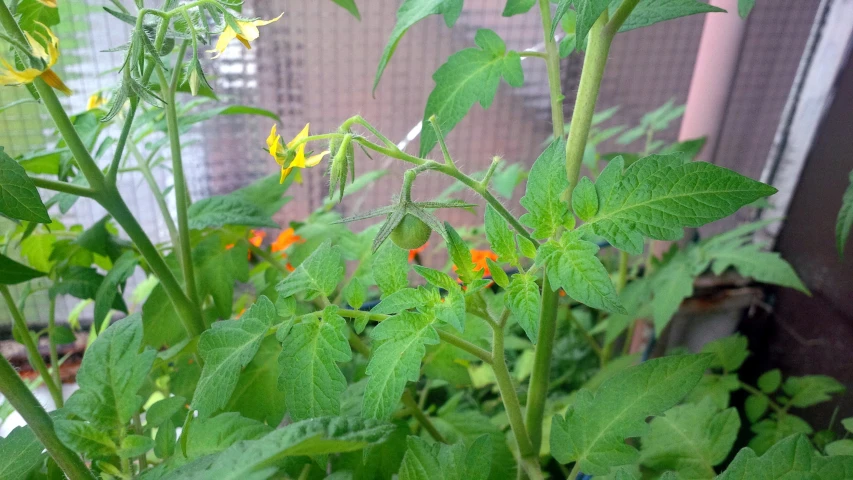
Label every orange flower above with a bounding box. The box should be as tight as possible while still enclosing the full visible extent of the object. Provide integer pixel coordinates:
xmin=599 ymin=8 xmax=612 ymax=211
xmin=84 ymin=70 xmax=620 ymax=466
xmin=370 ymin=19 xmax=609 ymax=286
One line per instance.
xmin=271 ymin=228 xmax=304 ymax=253
xmin=249 ymin=230 xmax=267 ymax=247
xmin=285 ymin=263 xmax=295 ymax=272
xmin=408 ymin=242 xmax=428 ymax=262
xmin=470 ymin=249 xmax=498 ymax=276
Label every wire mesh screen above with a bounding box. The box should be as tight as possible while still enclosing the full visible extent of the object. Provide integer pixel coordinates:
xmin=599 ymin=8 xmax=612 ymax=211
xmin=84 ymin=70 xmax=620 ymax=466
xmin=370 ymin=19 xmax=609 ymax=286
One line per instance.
xmin=0 ymin=0 xmax=821 ymax=325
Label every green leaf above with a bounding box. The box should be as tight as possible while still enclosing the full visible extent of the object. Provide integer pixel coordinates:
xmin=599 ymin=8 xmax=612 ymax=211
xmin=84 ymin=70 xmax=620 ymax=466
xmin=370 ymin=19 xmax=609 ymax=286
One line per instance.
xmin=710 ymin=243 xmax=808 ymax=294
xmin=193 ymin=234 xmax=249 ymax=319
xmin=648 ymin=249 xmax=694 ymax=332
xmin=372 ymin=287 xmax=433 ymax=315
xmin=76 ymin=216 xmax=124 ymax=261
xmin=0 ymin=252 xmax=45 ymax=285
xmin=154 ymin=419 xmax=177 ymax=459
xmin=640 ymin=399 xmax=740 ymax=478
xmin=276 ymin=241 xmax=344 ymax=300
xmin=51 ymin=267 xmax=127 ymax=312
xmin=445 ymin=223 xmax=480 ymax=284
xmin=399 ymin=435 xmax=492 ymax=480
xmin=118 ymin=434 xmax=154 ymax=459
xmin=278 ymin=305 xmax=352 ymax=421
xmin=686 ymin=373 xmax=740 ymax=410
xmin=64 ymin=315 xmax=156 ymax=429
xmin=748 ymin=415 xmax=813 ymax=456
xmin=145 ymin=396 xmax=187 ymax=428
xmin=373 ymin=0 xmax=463 ymax=93
xmin=414 ymin=265 xmax=458 ymax=291
xmin=550 ymin=354 xmax=711 ymax=474
xmin=520 ymin=139 xmax=570 ymax=239
xmin=184 ymin=413 xmax=272 ymax=460
xmin=505 ymin=273 xmax=541 ymax=343
xmin=0 ymin=425 xmax=44 ymax=479
xmin=54 ymin=419 xmax=117 ymax=458
xmin=149 ymin=417 xmax=394 ymax=480
xmin=363 ymin=311 xmax=439 ymax=420
xmin=826 ymin=440 xmax=853 ymax=457
xmin=618 ymin=0 xmax=726 ymax=32
xmin=435 ymin=287 xmax=466 ymax=332
xmin=782 ymin=375 xmax=845 ymax=408
xmin=231 ymin=173 xmax=294 ymax=217
xmin=758 ymin=369 xmax=781 ymax=394
xmin=580 ymin=154 xmax=776 ymax=254
xmin=15 ymin=0 xmax=60 ymax=31
xmin=745 ymin=394 xmax=769 ymax=423
xmin=187 ymin=195 xmax=278 ymax=230
xmin=701 ymin=334 xmax=749 ymax=372
xmin=537 ymin=233 xmax=625 ymax=314
xmin=225 ymin=336 xmax=287 ymax=426
xmin=191 ymin=296 xmax=276 ymax=417
xmin=738 ymin=0 xmax=756 ymax=18
xmin=331 ymin=0 xmax=361 ymax=18
xmin=0 ymin=147 xmax=50 ymax=222
xmin=502 ymin=0 xmax=535 ymax=16
xmin=836 ymin=169 xmax=853 ymax=255
xmin=373 ymin=242 xmax=410 ymax=297
xmin=344 ymin=277 xmax=367 ymax=310
xmin=419 ymin=29 xmax=524 ymax=157
xmin=552 ymin=0 xmax=609 ymax=49
xmin=572 ymin=176 xmax=599 ymax=222
xmin=485 ymin=205 xmax=518 ymax=266
xmin=93 ymin=251 xmax=137 ymax=330
xmin=486 ymin=258 xmax=508 ymax=288
xmin=718 ymin=434 xmax=853 ymax=479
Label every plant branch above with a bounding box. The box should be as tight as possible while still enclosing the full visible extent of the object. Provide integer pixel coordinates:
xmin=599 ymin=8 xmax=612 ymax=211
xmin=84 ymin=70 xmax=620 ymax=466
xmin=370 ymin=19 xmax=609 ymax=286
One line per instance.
xmin=129 ymin=142 xmax=180 ymax=247
xmin=1 ymin=285 xmax=63 ymax=407
xmin=0 ymin=355 xmax=95 ymax=480
xmin=47 ymin=296 xmax=62 ymax=406
xmin=31 ymin=177 xmax=97 ymax=198
xmin=537 ymin=0 xmax=566 ymax=136
xmin=740 ymin=382 xmax=785 ymax=414
xmin=402 ymin=389 xmax=447 ymax=443
xmin=106 ymin=97 xmax=138 ymax=185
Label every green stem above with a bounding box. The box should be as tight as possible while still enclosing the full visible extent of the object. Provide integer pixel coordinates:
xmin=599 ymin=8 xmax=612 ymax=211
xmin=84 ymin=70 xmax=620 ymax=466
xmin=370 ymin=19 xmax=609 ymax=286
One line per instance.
xmin=568 ymin=462 xmax=581 ymax=480
xmin=402 ymin=389 xmax=447 ymax=443
xmin=47 ymin=296 xmax=62 ymax=406
xmin=0 ymin=285 xmax=63 ymax=407
xmin=537 ymin=0 xmax=566 ymax=136
xmin=740 ymin=382 xmax=785 ymax=414
xmin=0 ymin=355 xmax=95 ymax=480
xmin=106 ymin=97 xmax=138 ymax=185
xmin=31 ymin=177 xmax=97 ymax=198
xmin=567 ymin=308 xmax=603 ymax=358
xmin=130 ymin=141 xmax=180 ymax=247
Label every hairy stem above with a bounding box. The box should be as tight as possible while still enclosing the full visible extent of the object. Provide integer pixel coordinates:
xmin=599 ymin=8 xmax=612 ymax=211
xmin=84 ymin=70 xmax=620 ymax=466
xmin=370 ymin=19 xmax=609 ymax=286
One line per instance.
xmin=1 ymin=285 xmax=63 ymax=406
xmin=0 ymin=355 xmax=95 ymax=480
xmin=31 ymin=177 xmax=97 ymax=198
xmin=47 ymin=297 xmax=62 ymax=406
xmin=402 ymin=389 xmax=447 ymax=443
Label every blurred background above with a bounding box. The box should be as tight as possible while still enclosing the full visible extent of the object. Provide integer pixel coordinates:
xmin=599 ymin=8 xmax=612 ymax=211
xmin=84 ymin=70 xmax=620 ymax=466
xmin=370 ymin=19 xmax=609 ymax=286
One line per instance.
xmin=1 ymin=0 xmax=851 ymax=423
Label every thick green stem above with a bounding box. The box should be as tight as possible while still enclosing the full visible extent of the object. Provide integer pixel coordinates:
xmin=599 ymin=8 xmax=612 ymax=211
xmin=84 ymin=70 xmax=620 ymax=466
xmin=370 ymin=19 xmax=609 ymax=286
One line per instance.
xmin=47 ymin=297 xmax=62 ymax=406
xmin=106 ymin=98 xmax=138 ymax=185
xmin=1 ymin=285 xmax=63 ymax=407
xmin=0 ymin=355 xmax=95 ymax=480
xmin=31 ymin=177 xmax=97 ymax=198
xmin=537 ymin=0 xmax=566 ymax=136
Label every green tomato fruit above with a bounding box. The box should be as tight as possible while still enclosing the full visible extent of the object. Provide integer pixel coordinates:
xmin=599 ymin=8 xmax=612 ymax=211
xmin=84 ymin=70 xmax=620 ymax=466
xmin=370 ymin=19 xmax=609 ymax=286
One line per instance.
xmin=390 ymin=214 xmax=432 ymax=250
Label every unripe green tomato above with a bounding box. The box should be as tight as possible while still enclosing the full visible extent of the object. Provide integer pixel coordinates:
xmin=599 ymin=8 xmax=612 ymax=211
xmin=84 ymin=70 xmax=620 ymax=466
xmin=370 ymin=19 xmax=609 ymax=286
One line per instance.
xmin=390 ymin=214 xmax=431 ymax=250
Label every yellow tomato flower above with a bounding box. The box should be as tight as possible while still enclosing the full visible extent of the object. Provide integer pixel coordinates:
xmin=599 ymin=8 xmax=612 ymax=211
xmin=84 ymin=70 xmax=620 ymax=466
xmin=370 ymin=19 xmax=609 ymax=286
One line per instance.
xmin=267 ymin=123 xmax=328 ymax=184
xmin=210 ymin=13 xmax=283 ymax=58
xmin=0 ymin=23 xmax=70 ymax=95
xmin=86 ymin=92 xmax=107 ymax=110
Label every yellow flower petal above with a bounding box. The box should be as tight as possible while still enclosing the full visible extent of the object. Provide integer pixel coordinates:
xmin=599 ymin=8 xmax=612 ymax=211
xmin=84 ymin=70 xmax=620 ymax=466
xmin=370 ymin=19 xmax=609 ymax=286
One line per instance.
xmin=287 ymin=123 xmax=310 ymax=148
xmin=280 ymin=166 xmax=293 ymax=184
xmin=304 ymin=151 xmax=329 ymax=168
xmin=40 ymin=68 xmax=71 ymax=95
xmin=211 ymin=26 xmax=238 ymax=58
xmin=210 ymin=13 xmax=282 ymax=58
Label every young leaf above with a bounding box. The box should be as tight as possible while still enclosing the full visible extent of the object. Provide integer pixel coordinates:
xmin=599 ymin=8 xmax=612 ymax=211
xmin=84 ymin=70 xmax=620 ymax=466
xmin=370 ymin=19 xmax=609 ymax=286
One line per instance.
xmin=363 ymin=311 xmax=439 ymax=420
xmin=745 ymin=394 xmax=769 ymax=423
xmin=278 ymin=306 xmax=352 ymax=421
xmin=330 ymin=0 xmax=361 ymax=19
xmin=537 ymin=233 xmax=625 ymax=314
xmin=372 ymin=287 xmax=434 ymax=315
xmin=93 ymin=251 xmax=137 ymax=330
xmin=0 ymin=147 xmax=50 ymax=223
xmin=648 ymin=249 xmax=694 ymax=332
xmin=701 ymin=334 xmax=750 ymax=373
xmin=757 ymin=369 xmax=781 ymax=394
xmin=445 ymin=223 xmax=480 ymax=284
xmin=572 ymin=176 xmax=599 ymax=221
xmin=54 ymin=419 xmax=117 ymax=458
xmin=505 ymin=273 xmax=541 ymax=343
xmin=520 ymin=139 xmax=570 ymax=239
xmin=782 ymin=375 xmax=845 ymax=408
xmin=0 ymin=252 xmax=45 ymax=285
xmin=184 ymin=413 xmax=272 ymax=460
xmin=619 ymin=0 xmax=726 ymax=32
xmin=738 ymin=0 xmax=756 ymax=18
xmin=502 ymin=0 xmax=535 ymax=16
xmin=710 ymin=243 xmax=808 ymax=294
xmin=0 ymin=425 xmax=45 ymax=479
xmin=344 ymin=277 xmax=367 ymax=309
xmin=719 ymin=434 xmax=853 ymax=479
xmin=191 ymin=296 xmax=276 ymax=417
xmin=419 ymin=29 xmax=524 ymax=157
xmin=836 ymin=169 xmax=853 ymax=255
xmin=748 ymin=415 xmax=813 ymax=456
xmin=276 ymin=240 xmax=344 ymax=300
xmin=399 ymin=435 xmax=492 ymax=480
xmin=372 ymin=242 xmax=410 ymax=297
xmin=552 ymin=0 xmax=609 ymax=49
xmin=485 ymin=205 xmax=518 ymax=266
xmin=63 ymin=315 xmax=156 ymax=429
xmin=580 ymin=154 xmax=776 ymax=254
xmin=118 ymin=434 xmax=154 ymax=459
xmin=434 ymin=287 xmax=466 ymax=332
xmin=373 ymin=0 xmax=463 ymax=93
xmin=640 ymin=399 xmax=740 ymax=478
xmin=486 ymin=258 xmax=509 ymax=288
xmin=550 ymin=354 xmax=711 ymax=475
xmin=187 ymin=195 xmax=278 ymax=230
xmin=414 ymin=265 xmax=458 ymax=291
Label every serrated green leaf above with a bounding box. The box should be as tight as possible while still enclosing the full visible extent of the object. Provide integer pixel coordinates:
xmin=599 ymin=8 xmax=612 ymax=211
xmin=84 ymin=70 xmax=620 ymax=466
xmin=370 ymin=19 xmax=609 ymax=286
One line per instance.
xmin=184 ymin=413 xmax=272 ymax=460
xmin=192 ymin=296 xmax=276 ymax=417
xmin=419 ymin=29 xmax=524 ymax=156
xmin=502 ymin=0 xmax=535 ymax=16
xmin=485 ymin=205 xmax=518 ymax=266
xmin=718 ymin=434 xmax=849 ymax=479
xmin=64 ymin=315 xmax=155 ymax=429
xmin=710 ymin=243 xmax=808 ymax=294
xmin=738 ymin=0 xmax=756 ymax=18
xmin=745 ymin=394 xmax=769 ymax=423
xmin=149 ymin=417 xmax=394 ymax=480
xmin=373 ymin=0 xmax=463 ymax=93
xmin=372 ymin=287 xmax=433 ymax=315
xmin=51 ymin=267 xmax=128 ymax=315
xmin=445 ymin=223 xmax=480 ymax=284
xmin=520 ymin=139 xmax=570 ymax=239
xmin=435 ymin=287 xmax=466 ymax=332
xmin=344 ymin=277 xmax=366 ymax=309
xmin=581 ymin=154 xmax=776 ymax=254
xmin=649 ymin=249 xmax=694 ymax=332
xmin=118 ymin=434 xmax=154 ymax=459
xmin=748 ymin=415 xmax=813 ymax=456
xmin=782 ymin=375 xmax=845 ymax=408
xmin=517 ymin=235 xmax=538 ymax=259
xmin=701 ymin=334 xmax=749 ymax=373
xmin=550 ymin=354 xmax=711 ymax=474
xmin=226 ymin=336 xmax=287 ymax=426
xmin=399 ymin=435 xmax=492 ymax=480
xmin=552 ymin=0 xmax=609 ymax=50
xmin=618 ymin=0 xmax=725 ymax=32
xmin=363 ymin=311 xmax=439 ymax=420
xmin=279 ymin=306 xmax=352 ymax=421
xmin=187 ymin=195 xmax=278 ymax=230
xmin=572 ymin=176 xmax=599 ymax=221
xmin=193 ymin=234 xmax=249 ymax=319
xmin=486 ymin=258 xmax=508 ymax=288
xmin=685 ymin=373 xmax=740 ymax=410
xmin=836 ymin=169 xmax=853 ymax=255
xmin=93 ymin=251 xmax=137 ymax=330
xmin=0 ymin=252 xmax=45 ymax=285
xmin=758 ymin=369 xmax=781 ymax=394
xmin=640 ymin=399 xmax=740 ymax=478
xmin=414 ymin=265 xmax=457 ymax=291
xmin=276 ymin=241 xmax=344 ymax=300
xmin=55 ymin=419 xmax=117 ymax=458
xmin=505 ymin=273 xmax=541 ymax=343
xmin=0 ymin=425 xmax=44 ymax=479
xmin=538 ymin=233 xmax=625 ymax=314
xmin=0 ymin=147 xmax=50 ymax=223
xmin=145 ymin=396 xmax=186 ymax=428
xmin=373 ymin=242 xmax=410 ymax=297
